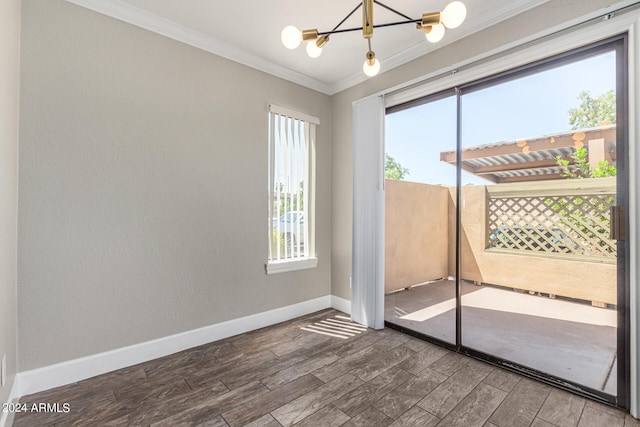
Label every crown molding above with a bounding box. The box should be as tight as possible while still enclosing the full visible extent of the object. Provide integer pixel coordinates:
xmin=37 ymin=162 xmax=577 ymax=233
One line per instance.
xmin=328 ymin=0 xmax=550 ymax=94
xmin=64 ymin=0 xmax=334 ymax=94
xmin=64 ymin=0 xmax=548 ymax=96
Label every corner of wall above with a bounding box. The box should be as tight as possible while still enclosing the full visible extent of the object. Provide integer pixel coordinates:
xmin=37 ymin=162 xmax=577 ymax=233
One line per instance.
xmin=0 ymin=0 xmax=21 ymax=424
xmin=0 ymin=375 xmax=20 ymax=427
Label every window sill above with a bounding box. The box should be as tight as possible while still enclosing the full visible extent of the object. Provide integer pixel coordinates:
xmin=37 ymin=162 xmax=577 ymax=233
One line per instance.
xmin=266 ymin=257 xmax=318 ymax=275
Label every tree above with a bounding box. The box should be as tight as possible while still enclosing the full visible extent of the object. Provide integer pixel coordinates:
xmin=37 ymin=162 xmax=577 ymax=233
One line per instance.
xmin=384 ymin=154 xmax=409 ymax=180
xmin=568 ymin=89 xmax=616 ymax=130
xmin=556 ymin=147 xmax=616 ymax=179
xmin=558 ymin=89 xmax=617 ymax=179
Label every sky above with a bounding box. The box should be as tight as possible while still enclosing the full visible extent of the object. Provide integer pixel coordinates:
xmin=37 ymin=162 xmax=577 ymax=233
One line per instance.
xmin=385 ymin=51 xmax=617 ymax=186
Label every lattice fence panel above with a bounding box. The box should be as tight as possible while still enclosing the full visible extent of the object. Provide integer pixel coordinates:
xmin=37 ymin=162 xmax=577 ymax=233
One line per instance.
xmin=488 ymin=193 xmax=616 ymax=259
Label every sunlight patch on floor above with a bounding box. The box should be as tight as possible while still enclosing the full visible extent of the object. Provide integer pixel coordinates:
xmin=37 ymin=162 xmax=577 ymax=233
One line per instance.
xmin=400 ymin=298 xmax=456 ymax=322
xmin=301 ymin=316 xmax=368 ymax=339
xmin=399 ymin=287 xmax=616 ymax=327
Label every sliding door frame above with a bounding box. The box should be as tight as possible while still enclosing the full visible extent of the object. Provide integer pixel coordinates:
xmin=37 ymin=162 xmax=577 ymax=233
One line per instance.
xmin=384 ymin=35 xmax=630 ymax=408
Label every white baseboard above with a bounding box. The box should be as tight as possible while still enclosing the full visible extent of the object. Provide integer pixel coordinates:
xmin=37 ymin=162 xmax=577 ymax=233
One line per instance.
xmin=16 ymin=295 xmax=337 ymax=398
xmin=331 ymin=295 xmax=351 ymax=314
xmin=0 ymin=376 xmax=20 ymax=427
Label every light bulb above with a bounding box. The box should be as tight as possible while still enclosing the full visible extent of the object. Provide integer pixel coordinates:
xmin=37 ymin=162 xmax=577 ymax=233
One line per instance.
xmin=441 ymin=1 xmax=467 ymax=29
xmin=426 ymin=23 xmax=445 ymax=43
xmin=306 ymin=41 xmax=323 ymax=58
xmin=281 ymin=25 xmax=302 ymax=49
xmin=363 ymin=57 xmax=380 ymax=77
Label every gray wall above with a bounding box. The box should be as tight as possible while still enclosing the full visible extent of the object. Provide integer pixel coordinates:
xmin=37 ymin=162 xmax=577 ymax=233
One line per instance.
xmin=330 ymin=0 xmax=630 ymax=300
xmin=18 ymin=0 xmax=332 ymax=371
xmin=0 ymin=0 xmax=20 ymax=405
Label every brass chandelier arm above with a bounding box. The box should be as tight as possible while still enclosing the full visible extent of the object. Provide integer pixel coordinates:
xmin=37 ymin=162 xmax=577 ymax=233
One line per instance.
xmin=317 ymin=19 xmax=422 ymax=36
xmin=282 ymin=0 xmax=466 ymax=76
xmin=314 ymin=1 xmax=426 ymax=37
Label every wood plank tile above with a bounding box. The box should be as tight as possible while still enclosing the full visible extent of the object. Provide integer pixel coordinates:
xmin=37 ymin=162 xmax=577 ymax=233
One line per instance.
xmin=147 ymin=381 xmax=269 ymax=426
xmin=333 ymin=366 xmax=414 ymax=417
xmin=114 ymin=378 xmax=193 ymax=404
xmin=14 ymin=310 xmax=624 ymax=427
xmin=271 ymin=374 xmax=363 ymax=426
xmin=342 ymin=406 xmax=394 ymax=427
xmin=183 ymin=340 xmax=239 ymax=365
xmin=220 ymin=374 xmax=323 ymax=426
xmin=531 ymin=418 xmax=558 ymax=427
xmin=59 ymin=399 xmax=148 ymax=427
xmin=184 ymin=366 xmax=238 ymax=391
xmin=77 ymin=364 xmax=149 ymax=389
xmin=578 ymin=405 xmax=624 ymax=427
xmin=207 ymin=344 xmax=244 ymax=365
xmin=260 ymin=351 xmax=339 ymax=390
xmin=144 ymin=350 xmax=221 ymax=380
xmin=417 ymin=366 xmax=487 ymax=418
xmin=242 ymin=413 xmax=282 ymax=427
xmin=427 ymin=352 xmax=470 ymax=376
xmin=15 ymin=384 xmax=118 ymax=426
xmin=401 ymin=336 xmax=443 ymax=353
xmin=584 ymin=400 xmax=626 ymax=420
xmin=349 ymin=345 xmax=416 ymax=382
xmin=312 ymin=337 xmax=406 ymax=383
xmin=537 ymin=389 xmax=586 ymax=427
xmin=482 ymin=368 xmax=522 ymax=393
xmin=625 ymin=414 xmax=640 ymax=426
xmin=374 ymin=368 xmax=448 ymax=419
xmin=226 ymin=326 xmax=293 ymax=355
xmin=396 ymin=344 xmax=448 ymax=375
xmin=269 ymin=329 xmax=332 ymax=357
xmin=488 ymin=377 xmax=551 ymax=427
xmin=437 ymin=383 xmax=507 ymax=427
xmin=293 ymin=405 xmax=351 ymax=427
xmin=194 ymin=415 xmax=229 ymax=427
xmin=389 ymin=406 xmax=440 ymax=427
xmin=212 ymin=350 xmax=306 ymax=390
xmin=464 ymin=357 xmax=495 ymax=376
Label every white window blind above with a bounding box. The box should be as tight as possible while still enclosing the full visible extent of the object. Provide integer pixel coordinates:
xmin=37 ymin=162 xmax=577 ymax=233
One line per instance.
xmin=267 ymin=105 xmax=318 ymax=274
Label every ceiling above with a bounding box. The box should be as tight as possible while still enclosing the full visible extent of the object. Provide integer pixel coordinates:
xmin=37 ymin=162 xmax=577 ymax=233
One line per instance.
xmin=66 ymin=0 xmax=549 ymax=94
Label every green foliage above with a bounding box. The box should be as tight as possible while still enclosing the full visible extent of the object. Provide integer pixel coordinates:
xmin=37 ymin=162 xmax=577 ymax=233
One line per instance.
xmin=556 ymin=147 xmax=616 ymax=179
xmin=568 ymin=89 xmax=616 ymax=130
xmin=384 ymin=154 xmax=409 ymax=180
xmin=543 ymin=194 xmax=614 ymax=254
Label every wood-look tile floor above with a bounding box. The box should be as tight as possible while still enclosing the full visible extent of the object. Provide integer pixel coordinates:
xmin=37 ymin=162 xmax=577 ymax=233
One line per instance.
xmin=12 ymin=309 xmax=640 ymax=427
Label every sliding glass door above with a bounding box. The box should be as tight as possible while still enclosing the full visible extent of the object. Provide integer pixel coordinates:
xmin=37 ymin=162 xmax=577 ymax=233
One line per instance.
xmin=384 ymin=92 xmax=457 ymax=345
xmin=384 ymin=36 xmax=628 ymax=406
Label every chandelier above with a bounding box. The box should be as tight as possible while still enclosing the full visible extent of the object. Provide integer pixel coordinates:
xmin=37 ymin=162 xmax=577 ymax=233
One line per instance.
xmin=281 ymin=1 xmax=467 ymax=77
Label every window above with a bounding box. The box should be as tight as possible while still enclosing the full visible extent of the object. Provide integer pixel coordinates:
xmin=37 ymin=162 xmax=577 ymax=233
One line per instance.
xmin=266 ymin=105 xmax=318 ymax=274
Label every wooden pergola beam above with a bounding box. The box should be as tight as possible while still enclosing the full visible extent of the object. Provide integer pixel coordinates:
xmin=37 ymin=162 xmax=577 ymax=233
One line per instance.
xmin=440 ymin=128 xmax=616 ymax=163
xmin=472 ymin=158 xmax=574 ymax=174
xmin=497 ymin=173 xmax=566 ymax=183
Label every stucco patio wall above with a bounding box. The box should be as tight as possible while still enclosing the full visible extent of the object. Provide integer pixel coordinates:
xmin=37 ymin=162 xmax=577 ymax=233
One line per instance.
xmin=385 ymin=179 xmax=616 ymax=304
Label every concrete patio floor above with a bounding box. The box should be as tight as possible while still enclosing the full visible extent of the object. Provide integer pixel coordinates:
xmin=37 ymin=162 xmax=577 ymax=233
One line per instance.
xmin=385 ymin=279 xmax=617 ymax=395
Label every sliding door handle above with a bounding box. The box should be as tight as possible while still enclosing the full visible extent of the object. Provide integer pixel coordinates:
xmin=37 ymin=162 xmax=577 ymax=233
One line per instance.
xmin=610 ymin=205 xmax=625 ymax=241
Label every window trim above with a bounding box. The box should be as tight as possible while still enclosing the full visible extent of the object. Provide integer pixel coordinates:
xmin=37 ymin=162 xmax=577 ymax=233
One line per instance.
xmin=266 ymin=104 xmax=319 ymax=274
xmin=266 ymin=257 xmax=319 ymax=275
